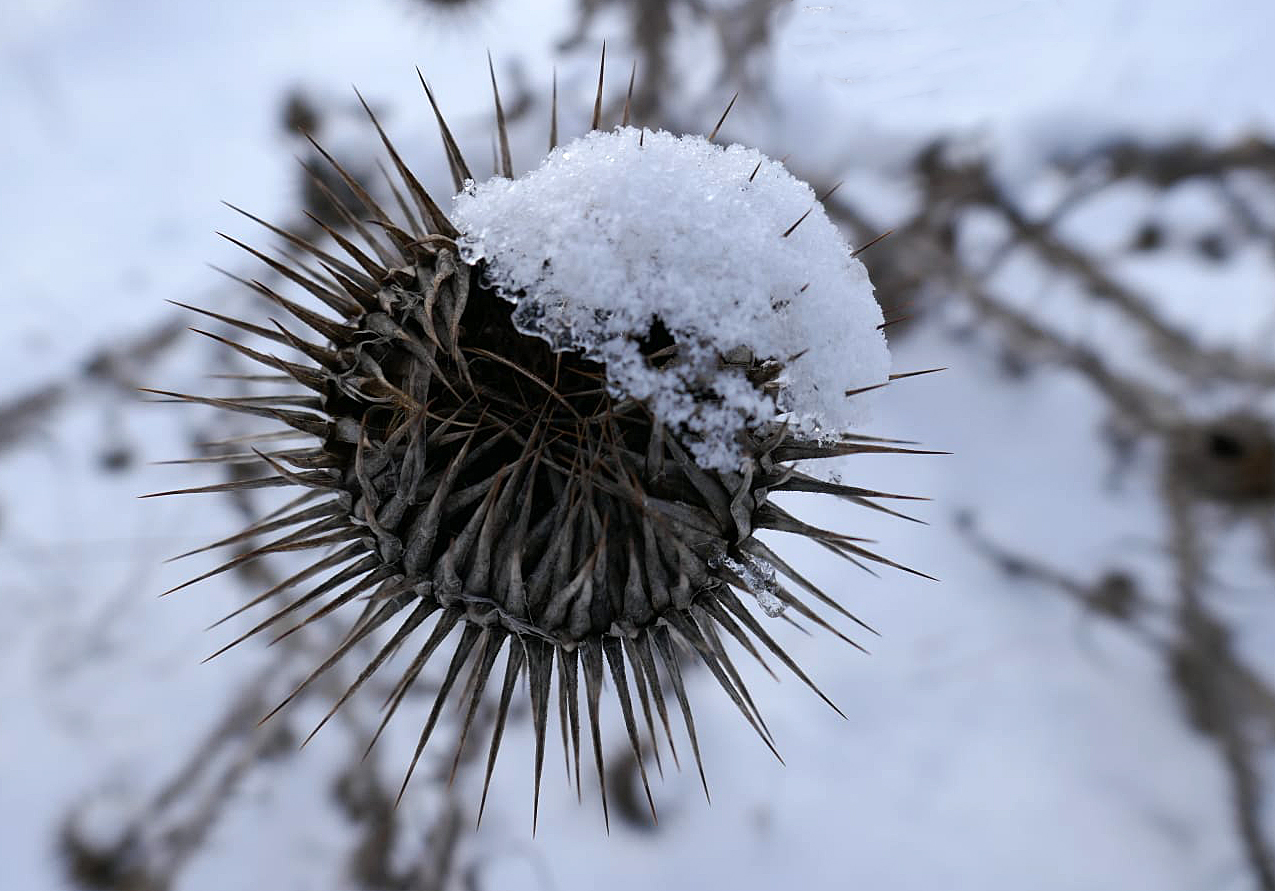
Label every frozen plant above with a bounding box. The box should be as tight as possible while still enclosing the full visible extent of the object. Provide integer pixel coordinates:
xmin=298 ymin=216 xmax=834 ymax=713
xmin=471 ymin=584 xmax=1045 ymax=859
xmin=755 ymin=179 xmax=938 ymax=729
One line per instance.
xmin=149 ymin=55 xmax=933 ymax=831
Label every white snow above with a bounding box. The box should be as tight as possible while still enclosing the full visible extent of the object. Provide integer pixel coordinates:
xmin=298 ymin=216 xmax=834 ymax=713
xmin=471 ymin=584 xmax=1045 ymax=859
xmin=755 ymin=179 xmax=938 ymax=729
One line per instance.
xmin=452 ymin=127 xmax=890 ymax=470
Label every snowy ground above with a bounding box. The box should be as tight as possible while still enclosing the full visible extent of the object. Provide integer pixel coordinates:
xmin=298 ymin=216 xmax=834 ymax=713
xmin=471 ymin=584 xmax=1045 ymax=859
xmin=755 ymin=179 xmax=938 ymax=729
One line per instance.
xmin=3 ymin=1 xmax=1274 ymax=889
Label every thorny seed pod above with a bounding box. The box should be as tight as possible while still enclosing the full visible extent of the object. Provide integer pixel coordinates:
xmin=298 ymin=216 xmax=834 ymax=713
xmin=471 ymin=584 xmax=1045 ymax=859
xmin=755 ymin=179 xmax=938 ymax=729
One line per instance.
xmin=149 ymin=55 xmax=937 ymax=831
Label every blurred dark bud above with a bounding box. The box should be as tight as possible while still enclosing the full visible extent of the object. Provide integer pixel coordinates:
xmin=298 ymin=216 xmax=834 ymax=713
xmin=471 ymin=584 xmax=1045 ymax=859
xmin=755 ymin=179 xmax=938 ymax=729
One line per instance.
xmin=280 ymin=88 xmax=322 ymax=137
xmin=1169 ymin=413 xmax=1275 ymax=504
xmin=97 ymin=443 xmax=134 ymax=473
xmin=1130 ymin=220 xmax=1164 ymax=252
xmin=1088 ymin=571 xmax=1137 ymax=621
xmin=1194 ymin=231 xmax=1229 ymax=263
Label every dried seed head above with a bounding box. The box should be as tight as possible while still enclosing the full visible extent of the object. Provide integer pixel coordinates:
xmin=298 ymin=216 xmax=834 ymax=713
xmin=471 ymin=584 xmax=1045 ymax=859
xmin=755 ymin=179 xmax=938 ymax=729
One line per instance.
xmin=152 ymin=62 xmax=934 ymax=831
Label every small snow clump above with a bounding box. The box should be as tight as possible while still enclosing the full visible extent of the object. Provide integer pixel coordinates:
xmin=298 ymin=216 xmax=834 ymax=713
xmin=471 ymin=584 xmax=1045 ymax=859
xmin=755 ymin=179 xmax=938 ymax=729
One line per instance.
xmin=452 ymin=126 xmax=890 ymax=470
xmin=712 ymin=553 xmax=789 ymax=617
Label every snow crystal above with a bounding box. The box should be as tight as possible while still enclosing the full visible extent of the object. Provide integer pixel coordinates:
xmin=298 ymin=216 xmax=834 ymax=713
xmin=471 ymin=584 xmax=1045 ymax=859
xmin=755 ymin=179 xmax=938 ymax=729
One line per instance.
xmin=713 ymin=553 xmax=788 ymax=618
xmin=451 ymin=127 xmax=890 ymax=470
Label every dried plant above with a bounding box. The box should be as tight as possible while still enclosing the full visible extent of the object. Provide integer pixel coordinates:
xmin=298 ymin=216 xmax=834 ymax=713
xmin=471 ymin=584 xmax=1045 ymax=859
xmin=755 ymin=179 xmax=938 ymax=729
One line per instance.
xmin=147 ymin=55 xmax=932 ymax=831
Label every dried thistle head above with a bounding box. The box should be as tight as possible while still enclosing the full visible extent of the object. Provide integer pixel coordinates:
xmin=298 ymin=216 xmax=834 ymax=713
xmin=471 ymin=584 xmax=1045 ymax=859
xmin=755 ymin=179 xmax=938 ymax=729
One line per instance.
xmin=149 ymin=56 xmax=934 ymax=831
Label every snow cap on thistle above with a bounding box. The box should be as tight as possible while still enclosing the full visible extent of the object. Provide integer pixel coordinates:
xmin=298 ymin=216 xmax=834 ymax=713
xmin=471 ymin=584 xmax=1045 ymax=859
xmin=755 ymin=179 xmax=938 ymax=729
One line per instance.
xmin=452 ymin=127 xmax=890 ymax=470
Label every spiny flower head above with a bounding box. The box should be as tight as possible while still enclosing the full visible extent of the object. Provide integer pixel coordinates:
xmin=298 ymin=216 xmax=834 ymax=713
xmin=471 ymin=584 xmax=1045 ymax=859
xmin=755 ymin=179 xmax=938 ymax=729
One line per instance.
xmin=149 ymin=58 xmax=935 ymax=832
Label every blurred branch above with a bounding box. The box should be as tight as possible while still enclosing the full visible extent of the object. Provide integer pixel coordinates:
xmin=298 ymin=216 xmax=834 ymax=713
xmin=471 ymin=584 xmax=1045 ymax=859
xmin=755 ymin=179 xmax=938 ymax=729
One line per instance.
xmin=1165 ymin=483 xmax=1275 ymax=891
xmin=0 ymin=319 xmax=185 ymax=456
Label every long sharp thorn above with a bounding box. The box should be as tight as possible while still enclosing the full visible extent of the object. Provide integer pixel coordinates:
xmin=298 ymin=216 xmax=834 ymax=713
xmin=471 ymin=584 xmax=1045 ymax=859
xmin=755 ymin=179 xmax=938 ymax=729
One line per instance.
xmin=140 ymin=471 xmax=318 ymax=501
xmin=621 ymin=60 xmax=636 ymax=128
xmin=818 ymin=180 xmax=844 ymax=203
xmin=204 ymin=533 xmax=357 ymax=628
xmin=394 ymin=617 xmax=476 ymax=802
xmin=295 ymin=167 xmax=389 ymax=277
xmin=370 ymin=610 xmax=461 ymax=748
xmin=652 ymin=627 xmax=709 ymax=802
xmin=753 ymin=515 xmax=932 ymax=602
xmin=715 ymin=589 xmax=846 ymax=719
xmin=477 ymin=642 xmax=525 ymax=828
xmin=377 ymin=159 xmax=422 ymax=235
xmin=297 ymin=137 xmax=399 ymax=269
xmin=667 ymin=612 xmax=781 ymax=762
xmin=216 ymin=230 xmax=355 ymax=315
xmin=528 ymin=640 xmax=553 ymax=835
xmin=695 ymin=601 xmax=776 ymax=682
xmin=351 ymin=86 xmax=458 ymax=238
xmin=591 ymin=42 xmax=606 ymax=132
xmin=890 ymin=367 xmax=947 ymax=381
xmin=623 ymin=637 xmax=664 ymax=779
xmin=782 ymin=207 xmax=813 ymax=238
xmin=603 ymin=638 xmax=657 ymax=824
xmin=199 ymin=547 xmax=370 ymax=660
xmin=170 ymin=497 xmax=336 ymax=563
xmin=708 ymin=91 xmax=739 ymax=142
xmin=220 ymin=201 xmax=374 ymax=297
xmin=185 ymin=328 xmax=326 ymax=393
xmin=697 ymin=615 xmax=778 ymax=747
xmin=487 ymin=51 xmax=514 ymax=178
xmin=558 ymin=644 xmax=582 ymax=801
xmin=416 ymin=68 xmax=473 ymax=191
xmin=253 ymin=280 xmax=357 ymax=343
xmin=852 ymin=228 xmax=894 ymax=257
xmin=634 ymin=633 xmax=679 ymax=768
xmin=167 ymin=295 xmax=286 ymax=345
xmin=556 ymin=648 xmax=572 ymax=788
xmin=781 ymin=612 xmax=812 ymax=636
xmin=549 ymin=68 xmax=559 ymax=152
xmin=844 ymin=381 xmax=889 ymax=398
xmin=448 ymin=630 xmax=506 ymax=787
xmin=263 ymin=598 xmax=424 ymax=733
xmin=582 ymin=639 xmax=609 ymax=832
xmin=266 ymin=566 xmax=394 ymax=647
